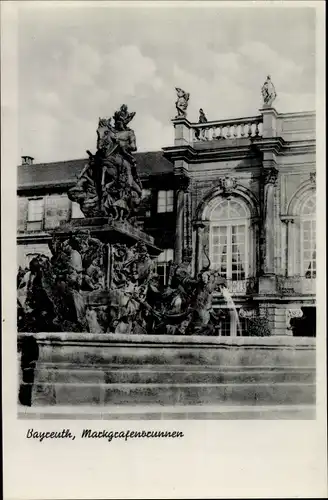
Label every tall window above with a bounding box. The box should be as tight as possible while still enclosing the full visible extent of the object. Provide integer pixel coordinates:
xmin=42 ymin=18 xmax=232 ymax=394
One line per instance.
xmin=27 ymin=198 xmax=44 ymax=231
xmin=301 ymin=194 xmax=316 ymax=278
xmin=157 ymin=190 xmax=174 ymax=213
xmin=71 ymin=201 xmax=84 ymax=219
xmin=209 ymin=199 xmax=250 ymax=281
xmin=154 ymin=248 xmax=174 ymax=287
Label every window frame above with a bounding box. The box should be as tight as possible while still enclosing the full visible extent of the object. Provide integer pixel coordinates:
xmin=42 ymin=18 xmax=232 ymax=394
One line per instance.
xmin=157 ymin=190 xmax=174 ymax=213
xmin=26 ymin=197 xmax=45 ymax=231
xmin=209 ymin=198 xmax=252 ymax=282
xmin=154 ymin=248 xmax=174 ymax=287
xmin=300 ymin=195 xmax=316 ymax=279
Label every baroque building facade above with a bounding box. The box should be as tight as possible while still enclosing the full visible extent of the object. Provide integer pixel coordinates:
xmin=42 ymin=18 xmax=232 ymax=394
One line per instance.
xmin=17 ymin=103 xmax=316 ymax=337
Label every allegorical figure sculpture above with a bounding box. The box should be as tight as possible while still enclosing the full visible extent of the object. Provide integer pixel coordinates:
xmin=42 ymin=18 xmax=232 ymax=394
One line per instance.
xmin=107 ymin=241 xmax=156 ymax=334
xmin=17 ymin=230 xmax=105 ymax=333
xmin=198 ymin=108 xmax=207 ymax=123
xmin=146 ymin=247 xmax=228 ymax=336
xmin=17 ymin=240 xmax=230 ymax=335
xmin=195 ymin=108 xmax=208 ymax=140
xmin=261 ymin=75 xmax=277 ymax=107
xmin=67 ymin=104 xmax=142 ymax=223
xmin=175 ymin=87 xmax=190 ymax=118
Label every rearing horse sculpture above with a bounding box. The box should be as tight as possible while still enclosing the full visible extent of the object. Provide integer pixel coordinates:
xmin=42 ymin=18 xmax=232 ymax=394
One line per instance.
xmin=68 ymin=106 xmax=142 ymax=221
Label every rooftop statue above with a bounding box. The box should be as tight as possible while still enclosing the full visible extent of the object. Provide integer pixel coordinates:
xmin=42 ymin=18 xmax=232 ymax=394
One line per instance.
xmin=261 ymin=75 xmax=277 ymax=107
xmin=175 ymin=87 xmax=190 ymax=118
xmin=198 ymin=108 xmax=208 ymax=123
xmin=67 ymin=105 xmax=142 ymax=223
xmin=195 ymin=108 xmax=208 ymax=140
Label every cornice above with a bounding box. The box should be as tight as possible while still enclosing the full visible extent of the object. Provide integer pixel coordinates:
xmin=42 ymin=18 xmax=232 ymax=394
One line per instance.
xmin=281 ymin=140 xmax=316 ymax=156
xmin=17 ymin=232 xmax=52 ymax=243
xmin=17 ymin=181 xmax=75 ymax=193
xmin=162 ymin=143 xmax=260 ymax=163
xmin=163 ymin=136 xmax=315 ymax=164
xmin=171 ymin=117 xmax=192 ymax=127
xmin=252 ymin=136 xmax=286 ymax=155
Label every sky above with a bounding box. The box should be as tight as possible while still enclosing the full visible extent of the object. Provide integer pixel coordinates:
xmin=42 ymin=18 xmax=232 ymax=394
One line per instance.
xmin=18 ymin=2 xmax=316 ymax=164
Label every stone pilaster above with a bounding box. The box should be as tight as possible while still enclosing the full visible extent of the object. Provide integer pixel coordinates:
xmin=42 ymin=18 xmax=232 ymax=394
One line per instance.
xmin=174 ymin=167 xmax=190 ymax=264
xmin=250 ymin=216 xmax=261 ymax=278
xmin=193 ymin=220 xmax=210 ymax=275
xmin=281 ymin=216 xmax=295 ymax=277
xmin=259 ymin=157 xmax=279 ymax=294
xmin=175 ymin=188 xmax=184 ymax=263
xmin=183 ymin=189 xmax=192 ymax=251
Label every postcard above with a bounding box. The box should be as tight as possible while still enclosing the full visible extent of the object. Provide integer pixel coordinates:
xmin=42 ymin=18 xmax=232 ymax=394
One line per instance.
xmin=2 ymin=1 xmax=327 ymax=498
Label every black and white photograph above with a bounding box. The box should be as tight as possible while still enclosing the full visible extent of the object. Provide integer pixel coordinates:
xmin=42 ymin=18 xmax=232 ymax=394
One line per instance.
xmin=13 ymin=2 xmax=319 ymax=422
xmin=2 ymin=2 xmax=326 ymax=498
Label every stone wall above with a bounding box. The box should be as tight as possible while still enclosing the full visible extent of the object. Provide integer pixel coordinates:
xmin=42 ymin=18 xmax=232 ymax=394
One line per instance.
xmin=18 ymin=333 xmax=316 ymax=416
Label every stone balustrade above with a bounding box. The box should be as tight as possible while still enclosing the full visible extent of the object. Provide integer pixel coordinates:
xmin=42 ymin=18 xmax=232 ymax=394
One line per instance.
xmin=213 ymin=278 xmax=258 ymax=296
xmin=276 ymin=276 xmax=316 ymax=295
xmin=191 ymin=116 xmax=263 ymax=142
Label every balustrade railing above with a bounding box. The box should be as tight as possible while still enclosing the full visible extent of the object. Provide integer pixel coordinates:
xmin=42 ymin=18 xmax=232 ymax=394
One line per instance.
xmin=191 ymin=116 xmax=263 ymax=142
xmin=276 ymin=276 xmax=316 ymax=295
xmin=214 ymin=277 xmax=258 ymax=296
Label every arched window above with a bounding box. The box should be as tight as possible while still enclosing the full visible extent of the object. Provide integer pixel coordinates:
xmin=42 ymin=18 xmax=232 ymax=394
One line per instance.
xmin=300 ymin=194 xmax=316 ymax=278
xmin=209 ymin=198 xmax=251 ymax=282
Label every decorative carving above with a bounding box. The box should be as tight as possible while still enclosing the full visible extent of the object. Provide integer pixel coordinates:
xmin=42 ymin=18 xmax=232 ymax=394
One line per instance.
xmin=175 ymin=87 xmax=190 ymax=118
xmin=108 ymin=241 xmax=156 ymax=334
xmin=17 ymin=232 xmax=162 ymax=334
xmin=264 ymin=167 xmax=279 ymax=186
xmin=144 ymin=246 xmax=228 ymax=336
xmin=16 ymin=230 xmax=105 ymax=333
xmin=17 ymin=230 xmax=259 ymax=336
xmin=261 ymin=75 xmax=277 ymax=107
xmin=286 ymin=309 xmax=303 ymax=320
xmin=239 ymin=308 xmax=256 ymax=318
xmin=286 ymin=307 xmax=316 ymax=337
xmin=309 ymin=172 xmax=316 ymax=185
xmin=175 ymin=174 xmax=190 ymax=192
xmin=67 ymin=105 xmax=142 ymax=223
xmin=218 ymin=176 xmax=237 ymax=195
xmin=281 ymin=216 xmax=295 ymax=225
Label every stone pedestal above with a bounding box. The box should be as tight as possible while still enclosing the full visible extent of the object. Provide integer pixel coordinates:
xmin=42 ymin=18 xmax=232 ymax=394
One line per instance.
xmin=56 ymin=218 xmax=162 ymax=289
xmin=171 ymin=117 xmax=191 ymax=146
xmin=259 ymin=106 xmax=278 ymax=138
xmin=58 ymin=217 xmax=161 ymax=255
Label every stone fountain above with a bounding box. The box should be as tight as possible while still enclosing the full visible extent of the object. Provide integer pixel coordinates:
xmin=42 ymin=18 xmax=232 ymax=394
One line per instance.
xmin=16 ymin=104 xmax=315 ymax=416
xmin=17 ymin=105 xmax=227 ymax=337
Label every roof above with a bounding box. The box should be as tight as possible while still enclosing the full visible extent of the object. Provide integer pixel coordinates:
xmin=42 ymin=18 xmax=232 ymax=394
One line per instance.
xmin=17 ymin=151 xmax=173 ymax=190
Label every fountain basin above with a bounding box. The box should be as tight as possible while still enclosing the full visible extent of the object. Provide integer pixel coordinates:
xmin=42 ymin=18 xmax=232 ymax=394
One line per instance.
xmin=18 ymin=333 xmax=316 ymax=412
